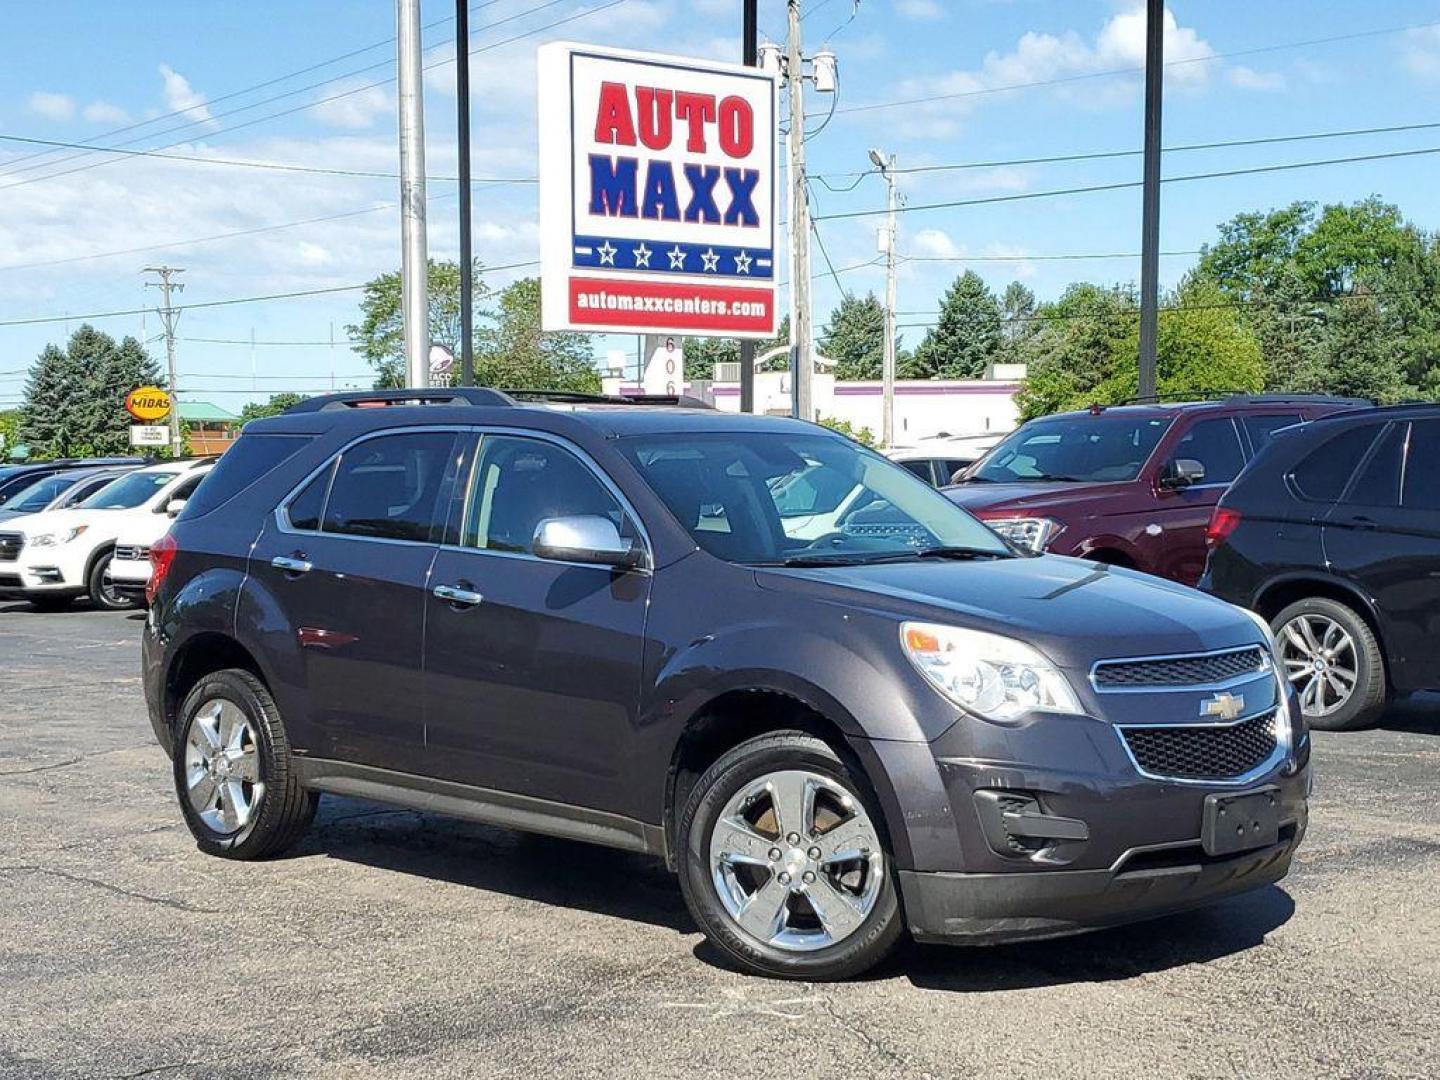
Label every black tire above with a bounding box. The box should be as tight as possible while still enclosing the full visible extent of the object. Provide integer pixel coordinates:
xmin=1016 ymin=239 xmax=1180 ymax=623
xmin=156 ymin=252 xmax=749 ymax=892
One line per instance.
xmin=87 ymin=549 xmax=136 ymax=610
xmin=172 ymin=668 xmax=318 ymax=859
xmin=677 ymin=731 xmax=904 ymax=981
xmin=27 ymin=595 xmax=73 ymax=612
xmin=1272 ymin=597 xmax=1387 ymax=731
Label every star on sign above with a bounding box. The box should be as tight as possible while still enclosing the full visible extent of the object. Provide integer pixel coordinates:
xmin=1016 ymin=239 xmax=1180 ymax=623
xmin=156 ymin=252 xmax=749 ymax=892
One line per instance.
xmin=733 ymin=250 xmax=753 ymax=275
xmin=632 ymin=243 xmax=652 ymax=268
xmin=700 ymin=248 xmax=720 ymax=272
xmin=597 ymin=240 xmax=618 ymax=265
xmin=666 ymin=245 xmax=687 ymax=269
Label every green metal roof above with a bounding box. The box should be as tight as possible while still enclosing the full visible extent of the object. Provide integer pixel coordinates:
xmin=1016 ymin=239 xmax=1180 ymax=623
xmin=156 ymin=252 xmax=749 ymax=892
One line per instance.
xmin=178 ymin=400 xmax=240 ymax=423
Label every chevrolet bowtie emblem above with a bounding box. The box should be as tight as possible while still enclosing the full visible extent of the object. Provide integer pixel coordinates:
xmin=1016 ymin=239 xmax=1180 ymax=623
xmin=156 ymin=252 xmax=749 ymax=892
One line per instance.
xmin=1200 ymin=692 xmax=1245 ymax=721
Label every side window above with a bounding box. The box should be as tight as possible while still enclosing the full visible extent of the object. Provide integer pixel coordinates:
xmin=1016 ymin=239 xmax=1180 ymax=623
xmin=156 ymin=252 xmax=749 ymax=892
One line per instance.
xmin=1290 ymin=424 xmax=1382 ymax=503
xmin=1242 ymin=414 xmax=1302 ymax=451
xmin=1403 ymin=420 xmax=1440 ymax=511
xmin=158 ymin=472 xmax=205 ymax=511
xmin=1342 ymin=423 xmax=1405 ymax=509
xmin=285 ymin=463 xmax=332 ymax=532
xmin=1173 ymin=418 xmax=1245 ymax=486
xmin=899 ymin=460 xmax=933 ymax=481
xmin=322 ymin=431 xmax=457 ymax=542
xmin=462 ymin=435 xmax=628 ymax=556
xmin=941 ymin=460 xmax=970 ymax=483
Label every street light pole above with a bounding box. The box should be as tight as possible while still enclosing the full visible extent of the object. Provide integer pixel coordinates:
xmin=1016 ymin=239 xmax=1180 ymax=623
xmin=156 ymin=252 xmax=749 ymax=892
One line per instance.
xmin=786 ymin=0 xmax=813 ymax=422
xmin=1137 ymin=0 xmax=1164 ymax=403
xmin=871 ymin=149 xmax=897 ymax=448
xmin=396 ymin=0 xmax=430 ymax=389
xmin=738 ymin=0 xmax=758 ymax=413
xmin=456 ymin=0 xmax=474 ymax=387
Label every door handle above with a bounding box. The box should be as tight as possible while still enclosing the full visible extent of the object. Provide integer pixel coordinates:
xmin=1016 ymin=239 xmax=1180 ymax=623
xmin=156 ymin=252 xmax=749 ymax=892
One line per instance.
xmin=271 ymin=555 xmax=313 ymax=574
xmin=433 ymin=584 xmax=484 ymax=608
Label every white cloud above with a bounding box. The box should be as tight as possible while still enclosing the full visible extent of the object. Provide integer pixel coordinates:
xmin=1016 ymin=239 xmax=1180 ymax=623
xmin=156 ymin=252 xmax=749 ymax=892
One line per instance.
xmin=309 ymin=78 xmax=393 ymax=130
xmin=1401 ymin=26 xmax=1440 ymax=81
xmin=895 ymin=0 xmax=944 ymax=20
xmin=27 ymin=92 xmax=75 ymax=121
xmin=295 ymin=241 xmax=333 ymax=267
xmin=159 ymin=64 xmax=214 ymax=126
xmin=912 ymin=228 xmax=963 ymax=259
xmin=1226 ymin=66 xmax=1285 ymax=92
xmin=83 ymin=100 xmax=130 ymax=125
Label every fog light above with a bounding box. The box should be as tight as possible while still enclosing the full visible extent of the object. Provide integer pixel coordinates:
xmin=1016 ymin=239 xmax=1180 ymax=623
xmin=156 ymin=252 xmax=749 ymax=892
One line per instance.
xmin=974 ymin=790 xmax=1088 ymax=861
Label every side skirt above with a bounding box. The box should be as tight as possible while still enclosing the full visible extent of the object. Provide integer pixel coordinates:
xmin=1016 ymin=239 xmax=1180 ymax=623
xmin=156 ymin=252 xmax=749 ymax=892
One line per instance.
xmin=294 ymin=757 xmax=668 ymax=859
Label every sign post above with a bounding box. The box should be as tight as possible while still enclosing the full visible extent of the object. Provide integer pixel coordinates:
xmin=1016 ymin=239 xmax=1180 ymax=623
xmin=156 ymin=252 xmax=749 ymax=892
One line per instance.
xmin=538 ymin=43 xmax=779 ymax=343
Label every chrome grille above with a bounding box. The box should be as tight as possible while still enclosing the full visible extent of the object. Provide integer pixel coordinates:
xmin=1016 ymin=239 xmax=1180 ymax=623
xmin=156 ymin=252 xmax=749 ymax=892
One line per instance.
xmin=1120 ymin=713 xmax=1279 ymax=781
xmin=1094 ymin=647 xmax=1267 ymax=689
xmin=114 ymin=545 xmax=150 ymax=562
xmin=0 ymin=532 xmax=22 ymax=562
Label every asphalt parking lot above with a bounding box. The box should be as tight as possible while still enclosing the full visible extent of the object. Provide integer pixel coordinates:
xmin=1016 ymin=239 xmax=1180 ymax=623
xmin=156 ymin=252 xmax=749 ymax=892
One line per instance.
xmin=2 ymin=604 xmax=1438 ymax=1080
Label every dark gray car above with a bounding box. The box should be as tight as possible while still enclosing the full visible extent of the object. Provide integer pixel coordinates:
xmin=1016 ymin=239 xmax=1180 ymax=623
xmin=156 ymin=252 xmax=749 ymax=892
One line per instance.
xmin=142 ymin=390 xmax=1309 ymax=980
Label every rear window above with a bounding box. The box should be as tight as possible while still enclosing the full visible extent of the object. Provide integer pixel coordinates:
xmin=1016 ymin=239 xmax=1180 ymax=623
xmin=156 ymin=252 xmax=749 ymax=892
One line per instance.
xmin=1289 ymin=424 xmax=1382 ymax=503
xmin=180 ymin=434 xmax=315 ymax=519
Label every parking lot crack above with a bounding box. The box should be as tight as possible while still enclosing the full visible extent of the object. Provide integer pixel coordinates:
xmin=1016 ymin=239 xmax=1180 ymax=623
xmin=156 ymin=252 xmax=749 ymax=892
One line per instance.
xmin=0 ymin=744 xmax=150 ymax=777
xmin=0 ymin=865 xmax=219 ymax=914
xmin=818 ymin=995 xmax=910 ymax=1071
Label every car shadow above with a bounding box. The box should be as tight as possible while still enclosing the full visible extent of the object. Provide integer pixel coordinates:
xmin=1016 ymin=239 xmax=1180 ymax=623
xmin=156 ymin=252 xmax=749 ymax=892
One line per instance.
xmin=303 ymin=794 xmax=1295 ymax=986
xmin=1376 ymin=692 xmax=1440 ymax=736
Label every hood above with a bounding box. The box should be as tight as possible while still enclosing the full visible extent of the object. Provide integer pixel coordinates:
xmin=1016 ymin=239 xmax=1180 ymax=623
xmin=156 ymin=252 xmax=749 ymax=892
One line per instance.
xmin=754 ymin=553 xmax=1261 ymax=671
xmin=944 ymin=480 xmax=1136 ymax=518
xmin=6 ymin=507 xmax=119 ymax=542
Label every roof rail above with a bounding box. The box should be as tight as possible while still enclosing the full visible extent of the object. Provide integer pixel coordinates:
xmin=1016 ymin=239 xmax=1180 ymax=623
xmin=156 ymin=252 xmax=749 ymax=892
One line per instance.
xmin=501 ymin=389 xmax=714 ymax=409
xmin=1113 ymin=391 xmax=1372 ymax=407
xmin=283 ymin=388 xmax=516 ymax=413
xmin=1218 ymin=392 xmax=1372 ymax=406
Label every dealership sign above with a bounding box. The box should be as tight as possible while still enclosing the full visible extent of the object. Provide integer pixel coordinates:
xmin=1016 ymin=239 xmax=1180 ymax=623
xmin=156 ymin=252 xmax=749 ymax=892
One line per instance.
xmin=124 ymin=386 xmax=172 ymax=422
xmin=539 ymin=42 xmax=778 ymax=338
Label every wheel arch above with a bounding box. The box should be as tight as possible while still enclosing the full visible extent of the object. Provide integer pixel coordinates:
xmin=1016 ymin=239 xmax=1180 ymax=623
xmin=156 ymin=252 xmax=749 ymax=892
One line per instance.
xmin=1253 ymin=574 xmax=1391 ymax=685
xmin=163 ymin=632 xmax=268 ymax=752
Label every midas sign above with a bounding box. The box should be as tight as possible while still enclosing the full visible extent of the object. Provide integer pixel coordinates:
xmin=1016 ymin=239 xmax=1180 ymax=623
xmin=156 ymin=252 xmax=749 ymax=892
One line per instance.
xmin=125 ymin=386 xmax=172 ymax=422
xmin=539 ymin=43 xmax=778 ymax=339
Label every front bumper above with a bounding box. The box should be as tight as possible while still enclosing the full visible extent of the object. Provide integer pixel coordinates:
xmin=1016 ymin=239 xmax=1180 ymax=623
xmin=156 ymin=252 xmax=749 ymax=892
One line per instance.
xmin=900 ymin=786 xmax=1306 ymax=944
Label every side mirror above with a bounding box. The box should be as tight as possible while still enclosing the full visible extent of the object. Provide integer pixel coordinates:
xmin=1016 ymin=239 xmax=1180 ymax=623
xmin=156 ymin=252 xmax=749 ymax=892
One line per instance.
xmin=1160 ymin=458 xmax=1206 ymax=490
xmin=532 ymin=515 xmax=645 ymax=569
xmin=165 ymin=498 xmax=187 ymax=518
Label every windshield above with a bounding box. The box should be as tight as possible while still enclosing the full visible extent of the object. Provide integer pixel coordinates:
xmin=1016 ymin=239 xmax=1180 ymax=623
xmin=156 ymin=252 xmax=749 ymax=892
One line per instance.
xmin=971 ymin=414 xmax=1174 ymax=484
xmin=620 ymin=431 xmax=1011 ymax=566
xmin=4 ymin=473 xmax=79 ymax=513
xmin=79 ymin=470 xmax=180 ymax=510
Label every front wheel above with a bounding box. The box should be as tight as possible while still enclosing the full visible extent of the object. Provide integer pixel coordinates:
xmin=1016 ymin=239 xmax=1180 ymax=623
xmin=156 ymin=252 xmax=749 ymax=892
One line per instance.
xmin=1273 ymin=597 xmax=1387 ymax=731
xmin=677 ymin=731 xmax=904 ymax=981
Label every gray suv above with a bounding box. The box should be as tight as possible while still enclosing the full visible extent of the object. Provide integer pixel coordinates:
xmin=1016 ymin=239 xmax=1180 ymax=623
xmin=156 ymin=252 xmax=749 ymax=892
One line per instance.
xmin=143 ymin=390 xmax=1309 ymax=980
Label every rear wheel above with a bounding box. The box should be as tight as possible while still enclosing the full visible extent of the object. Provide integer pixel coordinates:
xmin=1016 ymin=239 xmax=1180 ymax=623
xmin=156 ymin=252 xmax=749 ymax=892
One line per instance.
xmin=1273 ymin=597 xmax=1386 ymax=731
xmin=677 ymin=731 xmax=904 ymax=981
xmin=87 ymin=550 xmax=135 ymax=610
xmin=173 ymin=669 xmax=317 ymax=859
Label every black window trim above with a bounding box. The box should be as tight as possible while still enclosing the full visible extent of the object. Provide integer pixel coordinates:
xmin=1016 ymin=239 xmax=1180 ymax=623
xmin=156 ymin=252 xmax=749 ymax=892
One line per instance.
xmin=1168 ymin=415 xmax=1247 ymax=491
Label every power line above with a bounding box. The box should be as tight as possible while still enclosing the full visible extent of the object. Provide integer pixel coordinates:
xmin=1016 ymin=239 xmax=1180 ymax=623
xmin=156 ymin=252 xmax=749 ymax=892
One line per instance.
xmin=813 ymin=144 xmax=1440 ymax=222
xmin=899 ymin=250 xmax=1201 ymax=263
xmin=0 ymin=0 xmax=621 ymax=193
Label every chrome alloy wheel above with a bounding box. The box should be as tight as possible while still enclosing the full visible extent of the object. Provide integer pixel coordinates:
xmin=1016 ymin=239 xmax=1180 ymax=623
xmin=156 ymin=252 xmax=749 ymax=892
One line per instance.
xmin=183 ymin=698 xmax=263 ymax=834
xmin=708 ymin=769 xmax=884 ymax=953
xmin=1280 ymin=613 xmax=1358 ymax=718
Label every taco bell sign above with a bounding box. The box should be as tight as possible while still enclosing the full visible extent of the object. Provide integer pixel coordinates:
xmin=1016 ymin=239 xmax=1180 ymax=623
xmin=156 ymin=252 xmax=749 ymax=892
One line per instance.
xmin=539 ymin=42 xmax=779 ymax=338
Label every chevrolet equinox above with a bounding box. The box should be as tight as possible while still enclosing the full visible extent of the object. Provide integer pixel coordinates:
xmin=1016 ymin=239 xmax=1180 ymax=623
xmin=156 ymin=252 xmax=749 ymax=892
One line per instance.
xmin=143 ymin=389 xmax=1310 ymax=980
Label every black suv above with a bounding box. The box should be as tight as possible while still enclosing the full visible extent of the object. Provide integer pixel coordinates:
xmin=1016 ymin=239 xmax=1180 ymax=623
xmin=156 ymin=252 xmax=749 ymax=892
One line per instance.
xmin=144 ymin=390 xmax=1309 ymax=980
xmin=1201 ymin=404 xmax=1440 ymax=731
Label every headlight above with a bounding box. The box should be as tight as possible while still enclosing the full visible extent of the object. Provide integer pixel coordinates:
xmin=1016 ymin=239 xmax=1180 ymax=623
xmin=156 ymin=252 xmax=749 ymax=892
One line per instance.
xmin=29 ymin=525 xmax=88 ymax=547
xmin=984 ymin=517 xmax=1060 ymax=552
xmin=901 ymin=622 xmax=1082 ymax=721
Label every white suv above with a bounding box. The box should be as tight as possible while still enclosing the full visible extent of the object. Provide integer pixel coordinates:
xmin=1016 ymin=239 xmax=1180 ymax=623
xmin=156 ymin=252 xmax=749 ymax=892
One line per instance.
xmin=0 ymin=460 xmax=212 ymax=610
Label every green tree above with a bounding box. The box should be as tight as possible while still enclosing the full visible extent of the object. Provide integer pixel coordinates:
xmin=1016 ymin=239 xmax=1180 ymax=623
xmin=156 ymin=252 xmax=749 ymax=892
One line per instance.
xmin=19 ymin=325 xmax=164 ymax=458
xmin=239 ymin=392 xmax=307 ymax=428
xmin=907 ymin=271 xmax=1002 ymax=379
xmin=682 ymin=317 xmax=791 ymax=380
xmin=1014 ymin=284 xmax=1138 ymax=419
xmin=0 ymin=410 xmax=21 ymax=460
xmin=348 ymin=259 xmax=493 ymax=388
xmin=1320 ymin=293 xmax=1411 ymax=403
xmin=817 ymin=416 xmax=877 ymax=447
xmin=818 ymin=293 xmax=886 ymax=380
xmin=476 ymin=277 xmax=599 ymax=391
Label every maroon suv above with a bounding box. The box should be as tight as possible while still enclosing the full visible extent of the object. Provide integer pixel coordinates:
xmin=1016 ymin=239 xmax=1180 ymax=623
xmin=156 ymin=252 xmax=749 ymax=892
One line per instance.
xmin=946 ymin=396 xmax=1364 ymax=586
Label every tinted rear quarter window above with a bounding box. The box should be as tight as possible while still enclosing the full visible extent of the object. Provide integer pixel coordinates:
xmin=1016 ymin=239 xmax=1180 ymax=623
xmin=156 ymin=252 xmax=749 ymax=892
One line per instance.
xmin=1344 ymin=423 xmax=1405 ymax=508
xmin=1289 ymin=423 xmax=1381 ymax=502
xmin=181 ymin=434 xmax=315 ymax=519
xmin=1402 ymin=420 xmax=1440 ymax=511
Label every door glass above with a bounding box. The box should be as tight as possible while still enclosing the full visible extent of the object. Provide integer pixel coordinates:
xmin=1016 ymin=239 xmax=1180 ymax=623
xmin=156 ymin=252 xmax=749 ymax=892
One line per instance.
xmin=1290 ymin=424 xmax=1381 ymax=502
xmin=286 ymin=465 xmax=332 ymax=531
xmin=1242 ymin=414 xmax=1302 ymax=451
xmin=463 ymin=436 xmax=629 ymax=555
xmin=1172 ymin=418 xmax=1245 ymax=486
xmin=322 ymin=431 xmax=457 ymax=542
xmin=1402 ymin=420 xmax=1440 ymax=511
xmin=1343 ymin=424 xmax=1405 ymax=509
xmin=899 ymin=460 xmax=932 ymax=481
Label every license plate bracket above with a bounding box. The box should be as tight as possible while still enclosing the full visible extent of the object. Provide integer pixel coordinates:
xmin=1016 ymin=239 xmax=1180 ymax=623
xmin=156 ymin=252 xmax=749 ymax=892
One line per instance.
xmin=1202 ymin=787 xmax=1280 ymax=856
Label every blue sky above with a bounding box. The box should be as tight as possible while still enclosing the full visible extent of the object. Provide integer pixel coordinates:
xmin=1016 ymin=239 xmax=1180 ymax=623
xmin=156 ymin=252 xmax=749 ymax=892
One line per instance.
xmin=2 ymin=0 xmax=1439 ymax=409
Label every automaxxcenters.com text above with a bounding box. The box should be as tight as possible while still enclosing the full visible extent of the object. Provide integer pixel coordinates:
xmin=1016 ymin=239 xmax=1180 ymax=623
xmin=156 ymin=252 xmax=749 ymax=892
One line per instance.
xmin=568 ymin=276 xmax=774 ymax=333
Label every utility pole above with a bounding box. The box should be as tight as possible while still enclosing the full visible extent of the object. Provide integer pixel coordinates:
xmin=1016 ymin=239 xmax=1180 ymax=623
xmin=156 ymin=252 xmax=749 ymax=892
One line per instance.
xmin=455 ymin=0 xmax=475 ymax=387
xmin=1137 ymin=0 xmax=1164 ymax=403
xmin=871 ymin=149 xmax=898 ymax=448
xmin=738 ymin=0 xmax=758 ymax=413
xmin=396 ymin=0 xmax=430 ymax=388
xmin=143 ymin=266 xmax=184 ymax=453
xmin=786 ymin=0 xmax=813 ymax=422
